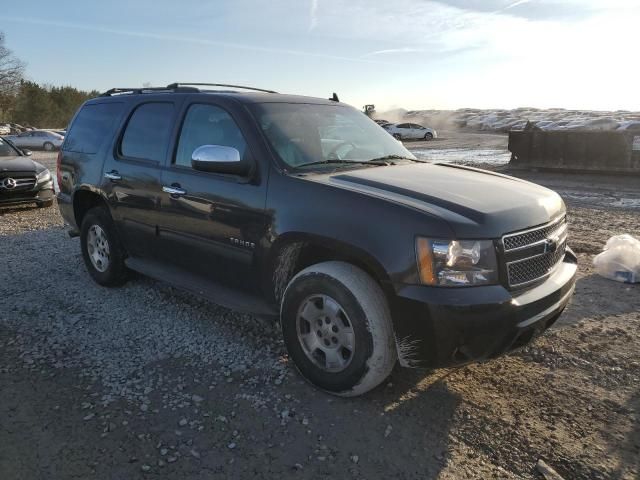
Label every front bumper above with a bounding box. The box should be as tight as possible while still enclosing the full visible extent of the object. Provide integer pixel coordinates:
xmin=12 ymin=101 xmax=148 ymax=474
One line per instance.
xmin=0 ymin=183 xmax=54 ymax=206
xmin=391 ymin=249 xmax=578 ymax=368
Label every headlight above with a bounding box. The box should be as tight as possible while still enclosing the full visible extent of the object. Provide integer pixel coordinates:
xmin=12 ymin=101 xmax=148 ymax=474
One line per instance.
xmin=416 ymin=238 xmax=498 ymax=286
xmin=36 ymin=169 xmax=52 ymax=183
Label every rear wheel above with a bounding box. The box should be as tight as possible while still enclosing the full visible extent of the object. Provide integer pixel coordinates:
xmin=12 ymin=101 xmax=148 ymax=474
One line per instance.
xmin=80 ymin=206 xmax=128 ymax=286
xmin=43 ymin=141 xmax=55 ymax=151
xmin=392 ymin=133 xmax=402 ymax=140
xmin=281 ymin=261 xmax=396 ymax=397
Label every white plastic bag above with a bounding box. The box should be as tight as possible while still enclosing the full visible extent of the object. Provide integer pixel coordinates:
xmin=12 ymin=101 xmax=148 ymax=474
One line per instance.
xmin=593 ymin=234 xmax=640 ymax=283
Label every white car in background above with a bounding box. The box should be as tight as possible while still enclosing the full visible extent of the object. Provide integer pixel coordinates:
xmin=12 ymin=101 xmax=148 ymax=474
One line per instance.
xmin=4 ymin=130 xmax=64 ymax=151
xmin=383 ymin=122 xmax=437 ymax=141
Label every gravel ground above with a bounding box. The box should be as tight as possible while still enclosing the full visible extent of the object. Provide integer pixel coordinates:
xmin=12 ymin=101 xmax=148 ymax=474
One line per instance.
xmin=1 ymin=151 xmax=639 ymax=479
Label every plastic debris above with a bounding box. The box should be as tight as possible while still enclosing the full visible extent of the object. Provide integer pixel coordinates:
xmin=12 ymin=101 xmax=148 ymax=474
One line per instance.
xmin=536 ymin=459 xmax=565 ymax=480
xmin=593 ymin=234 xmax=640 ymax=284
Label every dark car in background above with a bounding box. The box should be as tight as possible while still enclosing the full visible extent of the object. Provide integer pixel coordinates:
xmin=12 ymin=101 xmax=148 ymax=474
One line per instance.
xmin=0 ymin=137 xmax=55 ymax=208
xmin=57 ymin=83 xmax=577 ymax=396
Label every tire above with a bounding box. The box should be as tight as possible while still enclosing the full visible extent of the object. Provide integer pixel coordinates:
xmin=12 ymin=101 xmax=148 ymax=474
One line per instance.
xmin=281 ymin=261 xmax=396 ymax=397
xmin=424 ymin=132 xmax=434 ymax=141
xmin=392 ymin=133 xmax=402 ymax=140
xmin=80 ymin=206 xmax=128 ymax=286
xmin=43 ymin=142 xmax=54 ymax=151
xmin=37 ymin=199 xmax=54 ymax=208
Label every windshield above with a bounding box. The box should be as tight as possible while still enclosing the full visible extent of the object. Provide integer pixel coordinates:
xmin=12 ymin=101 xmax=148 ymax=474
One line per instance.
xmin=0 ymin=138 xmax=20 ymax=157
xmin=251 ymin=103 xmax=416 ymax=169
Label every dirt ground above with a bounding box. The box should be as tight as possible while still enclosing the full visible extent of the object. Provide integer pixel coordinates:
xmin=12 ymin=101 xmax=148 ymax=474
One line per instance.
xmin=410 ymin=130 xmax=510 ymax=150
xmin=1 ymin=145 xmax=639 ymax=479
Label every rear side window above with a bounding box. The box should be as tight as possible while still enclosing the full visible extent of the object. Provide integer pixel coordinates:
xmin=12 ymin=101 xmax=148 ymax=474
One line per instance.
xmin=64 ymin=103 xmax=124 ymax=154
xmin=120 ymin=102 xmax=174 ymax=162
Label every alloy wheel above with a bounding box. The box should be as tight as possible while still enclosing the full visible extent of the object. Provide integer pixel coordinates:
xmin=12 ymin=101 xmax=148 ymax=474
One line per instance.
xmin=295 ymin=294 xmax=355 ymax=373
xmin=87 ymin=224 xmax=110 ymax=272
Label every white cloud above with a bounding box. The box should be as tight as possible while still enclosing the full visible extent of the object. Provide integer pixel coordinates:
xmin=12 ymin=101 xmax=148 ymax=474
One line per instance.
xmin=363 ymin=47 xmax=426 ymax=57
xmin=501 ymin=0 xmax=532 ymax=11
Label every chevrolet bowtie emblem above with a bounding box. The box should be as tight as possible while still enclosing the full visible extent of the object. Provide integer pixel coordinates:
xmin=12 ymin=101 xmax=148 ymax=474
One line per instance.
xmin=543 ymin=237 xmax=558 ymax=254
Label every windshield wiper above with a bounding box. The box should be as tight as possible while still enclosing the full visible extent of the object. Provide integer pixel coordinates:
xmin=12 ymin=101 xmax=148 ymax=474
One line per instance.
xmin=297 ymin=159 xmax=391 ymax=168
xmin=368 ymin=154 xmax=425 ymax=163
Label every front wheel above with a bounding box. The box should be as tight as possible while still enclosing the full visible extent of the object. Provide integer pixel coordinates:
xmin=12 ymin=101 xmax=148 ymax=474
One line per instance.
xmin=43 ymin=141 xmax=55 ymax=151
xmin=37 ymin=199 xmax=54 ymax=208
xmin=281 ymin=261 xmax=396 ymax=397
xmin=80 ymin=206 xmax=128 ymax=286
xmin=424 ymin=132 xmax=434 ymax=140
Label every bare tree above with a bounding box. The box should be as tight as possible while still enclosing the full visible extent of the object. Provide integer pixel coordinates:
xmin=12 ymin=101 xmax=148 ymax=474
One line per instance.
xmin=0 ymin=32 xmax=26 ymax=96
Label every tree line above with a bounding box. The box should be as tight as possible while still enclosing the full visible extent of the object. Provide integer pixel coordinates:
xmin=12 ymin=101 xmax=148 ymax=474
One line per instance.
xmin=0 ymin=32 xmax=99 ymax=128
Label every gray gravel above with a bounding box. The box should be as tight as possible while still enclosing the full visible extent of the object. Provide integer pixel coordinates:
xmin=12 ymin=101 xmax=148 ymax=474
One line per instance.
xmin=1 ymin=208 xmax=289 ymax=410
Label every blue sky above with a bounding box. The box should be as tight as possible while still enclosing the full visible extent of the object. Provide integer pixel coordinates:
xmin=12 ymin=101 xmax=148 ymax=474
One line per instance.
xmin=2 ymin=0 xmax=639 ymax=111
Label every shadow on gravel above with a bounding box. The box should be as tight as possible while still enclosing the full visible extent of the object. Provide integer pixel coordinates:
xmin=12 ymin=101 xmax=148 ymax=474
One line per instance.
xmin=284 ymin=366 xmax=462 ymax=478
xmin=0 ymin=204 xmax=42 ymax=215
xmin=0 ymin=337 xmax=461 ymax=479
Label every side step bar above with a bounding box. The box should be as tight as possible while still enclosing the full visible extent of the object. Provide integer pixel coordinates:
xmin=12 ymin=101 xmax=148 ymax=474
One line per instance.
xmin=125 ymin=257 xmax=278 ymax=319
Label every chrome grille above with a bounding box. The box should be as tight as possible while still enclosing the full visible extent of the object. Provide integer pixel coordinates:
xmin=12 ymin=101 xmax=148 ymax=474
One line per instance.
xmin=502 ymin=216 xmax=568 ymax=288
xmin=0 ymin=174 xmax=36 ymax=192
xmin=503 ymin=216 xmax=566 ymax=250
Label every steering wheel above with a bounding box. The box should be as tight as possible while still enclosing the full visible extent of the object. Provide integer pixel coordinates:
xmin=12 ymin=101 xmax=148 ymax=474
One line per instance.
xmin=327 ymin=142 xmax=357 ymax=160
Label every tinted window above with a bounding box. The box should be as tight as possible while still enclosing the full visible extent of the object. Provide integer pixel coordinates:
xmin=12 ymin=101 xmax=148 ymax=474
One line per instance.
xmin=175 ymin=104 xmax=247 ymax=168
xmin=65 ymin=103 xmax=124 ymax=154
xmin=397 ymin=123 xmax=410 ymax=129
xmin=0 ymin=138 xmax=20 ymax=157
xmin=120 ymin=103 xmax=174 ymax=162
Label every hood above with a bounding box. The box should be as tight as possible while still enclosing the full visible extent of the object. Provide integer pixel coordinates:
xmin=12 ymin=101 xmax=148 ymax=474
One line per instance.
xmin=308 ymin=163 xmax=565 ymax=238
xmin=0 ymin=156 xmax=41 ymax=174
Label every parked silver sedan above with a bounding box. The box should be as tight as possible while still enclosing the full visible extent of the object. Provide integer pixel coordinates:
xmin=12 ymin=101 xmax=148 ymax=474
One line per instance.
xmin=382 ymin=122 xmax=437 ymax=141
xmin=4 ymin=130 xmax=64 ymax=151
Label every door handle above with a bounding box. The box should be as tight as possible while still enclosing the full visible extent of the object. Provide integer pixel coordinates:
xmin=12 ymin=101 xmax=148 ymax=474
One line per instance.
xmin=162 ymin=185 xmax=187 ymax=196
xmin=104 ymin=171 xmax=122 ymax=181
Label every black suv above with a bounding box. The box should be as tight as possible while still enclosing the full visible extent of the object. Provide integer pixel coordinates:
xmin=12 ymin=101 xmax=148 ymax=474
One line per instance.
xmin=57 ymin=83 xmax=577 ymax=396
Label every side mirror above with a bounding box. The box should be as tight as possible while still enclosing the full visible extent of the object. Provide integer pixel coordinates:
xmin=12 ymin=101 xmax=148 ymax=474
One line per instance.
xmin=22 ymin=149 xmax=32 ymax=156
xmin=191 ymin=145 xmax=248 ymax=176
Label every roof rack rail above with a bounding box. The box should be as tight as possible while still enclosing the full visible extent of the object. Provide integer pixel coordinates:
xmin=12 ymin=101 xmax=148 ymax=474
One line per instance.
xmin=166 ymin=82 xmax=277 ymax=94
xmin=100 ymin=86 xmax=199 ymax=97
